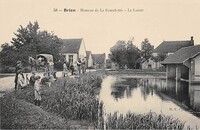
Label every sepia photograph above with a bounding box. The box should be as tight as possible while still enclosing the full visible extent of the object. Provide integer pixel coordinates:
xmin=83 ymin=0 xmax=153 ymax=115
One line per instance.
xmin=0 ymin=0 xmax=200 ymax=129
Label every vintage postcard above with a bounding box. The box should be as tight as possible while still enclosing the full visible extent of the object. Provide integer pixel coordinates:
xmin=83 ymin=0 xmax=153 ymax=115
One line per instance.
xmin=0 ymin=0 xmax=200 ymax=129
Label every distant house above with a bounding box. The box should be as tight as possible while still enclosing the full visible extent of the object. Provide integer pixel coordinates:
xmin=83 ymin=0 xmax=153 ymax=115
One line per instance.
xmin=60 ymin=38 xmax=86 ymax=64
xmin=106 ymin=59 xmax=112 ymax=69
xmin=141 ymin=58 xmax=162 ymax=70
xmin=152 ymin=36 xmax=194 ymax=69
xmin=92 ymin=53 xmax=106 ymax=69
xmin=110 ymin=62 xmax=118 ymax=70
xmin=161 ymin=45 xmax=200 ymax=82
xmin=142 ymin=58 xmax=155 ymax=69
xmin=86 ymin=51 xmax=93 ymax=68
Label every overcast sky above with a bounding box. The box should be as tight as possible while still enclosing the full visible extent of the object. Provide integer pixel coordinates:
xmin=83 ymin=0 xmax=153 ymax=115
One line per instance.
xmin=1 ymin=0 xmax=200 ymax=56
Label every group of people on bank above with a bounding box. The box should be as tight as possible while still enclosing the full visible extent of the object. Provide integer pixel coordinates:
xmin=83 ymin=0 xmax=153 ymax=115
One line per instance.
xmin=14 ymin=61 xmax=55 ymax=107
xmin=62 ymin=58 xmax=86 ymax=77
xmin=29 ymin=56 xmax=54 ymax=72
xmin=14 ymin=58 xmax=87 ymax=106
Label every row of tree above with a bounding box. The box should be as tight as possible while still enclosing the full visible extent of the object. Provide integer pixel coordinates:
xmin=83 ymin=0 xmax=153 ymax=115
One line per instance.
xmin=0 ymin=21 xmax=63 ymax=69
xmin=0 ymin=21 xmax=166 ymax=70
xmin=109 ymin=38 xmax=165 ymax=69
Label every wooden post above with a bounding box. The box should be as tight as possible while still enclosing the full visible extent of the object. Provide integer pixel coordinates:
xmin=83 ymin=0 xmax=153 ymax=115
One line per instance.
xmin=176 ymin=65 xmax=181 ymax=81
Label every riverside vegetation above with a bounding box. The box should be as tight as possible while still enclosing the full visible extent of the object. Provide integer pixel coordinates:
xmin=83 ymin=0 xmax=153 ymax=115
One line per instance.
xmin=1 ymin=71 xmax=188 ymax=129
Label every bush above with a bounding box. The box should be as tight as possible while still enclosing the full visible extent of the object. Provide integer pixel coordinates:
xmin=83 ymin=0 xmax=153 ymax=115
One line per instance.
xmin=102 ymin=111 xmax=185 ymax=130
xmin=0 ymin=67 xmax=15 ymax=73
xmin=41 ymin=73 xmax=103 ymax=122
xmin=0 ymin=66 xmax=32 ymax=73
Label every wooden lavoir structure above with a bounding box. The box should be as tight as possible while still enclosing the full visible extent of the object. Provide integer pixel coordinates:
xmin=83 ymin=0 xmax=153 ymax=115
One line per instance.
xmin=161 ymin=45 xmax=200 ymax=111
xmin=161 ymin=45 xmax=200 ymax=83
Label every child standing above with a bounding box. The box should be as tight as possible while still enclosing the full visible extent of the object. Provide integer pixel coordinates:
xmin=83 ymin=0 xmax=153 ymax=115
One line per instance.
xmin=29 ymin=71 xmax=36 ymax=87
xmin=34 ymin=75 xmax=42 ymax=106
xmin=63 ymin=61 xmax=68 ymax=77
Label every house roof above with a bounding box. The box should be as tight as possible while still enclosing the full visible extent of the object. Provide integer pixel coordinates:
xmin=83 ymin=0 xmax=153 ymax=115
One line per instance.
xmin=92 ymin=53 xmax=105 ymax=64
xmin=61 ymin=38 xmax=83 ymax=53
xmin=161 ymin=45 xmax=200 ymax=64
xmin=86 ymin=51 xmax=92 ymax=59
xmin=153 ymin=40 xmax=193 ymax=53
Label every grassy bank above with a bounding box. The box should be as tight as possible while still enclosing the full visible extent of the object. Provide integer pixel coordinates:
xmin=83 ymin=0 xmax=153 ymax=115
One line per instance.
xmin=1 ymin=71 xmax=105 ymax=129
xmin=0 ymin=97 xmax=69 ymax=129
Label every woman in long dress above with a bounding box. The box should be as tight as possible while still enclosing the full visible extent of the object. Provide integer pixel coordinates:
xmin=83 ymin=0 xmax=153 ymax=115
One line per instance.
xmin=16 ymin=70 xmax=28 ymax=90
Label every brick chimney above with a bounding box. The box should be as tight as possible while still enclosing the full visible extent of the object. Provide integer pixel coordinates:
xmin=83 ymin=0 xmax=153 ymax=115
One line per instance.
xmin=191 ymin=36 xmax=194 ymax=46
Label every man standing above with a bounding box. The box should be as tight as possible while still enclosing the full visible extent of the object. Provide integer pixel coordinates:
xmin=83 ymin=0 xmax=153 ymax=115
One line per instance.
xmin=70 ymin=62 xmax=75 ymax=75
xmin=81 ymin=58 xmax=86 ymax=74
xmin=77 ymin=58 xmax=82 ymax=74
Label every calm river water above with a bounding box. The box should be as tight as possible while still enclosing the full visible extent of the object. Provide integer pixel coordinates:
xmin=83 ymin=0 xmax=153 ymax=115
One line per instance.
xmin=99 ymin=76 xmax=200 ymax=128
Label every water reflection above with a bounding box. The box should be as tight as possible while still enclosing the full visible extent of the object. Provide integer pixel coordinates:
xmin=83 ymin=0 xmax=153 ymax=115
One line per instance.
xmin=99 ymin=76 xmax=200 ymax=128
xmin=155 ymin=79 xmax=190 ymax=106
xmin=110 ymin=78 xmax=137 ymax=100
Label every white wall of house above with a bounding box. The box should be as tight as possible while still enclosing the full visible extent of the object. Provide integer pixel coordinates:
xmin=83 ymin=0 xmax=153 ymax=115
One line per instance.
xmin=152 ymin=53 xmax=158 ymax=57
xmin=87 ymin=54 xmax=93 ymax=67
xmin=79 ymin=41 xmax=86 ymax=60
xmin=151 ymin=53 xmax=166 ymax=69
xmin=154 ymin=62 xmax=162 ymax=69
xmin=194 ymin=54 xmax=200 ymax=77
xmin=63 ymin=53 xmax=78 ymax=64
xmin=167 ymin=53 xmax=174 ymax=56
xmin=62 ymin=41 xmax=86 ymax=65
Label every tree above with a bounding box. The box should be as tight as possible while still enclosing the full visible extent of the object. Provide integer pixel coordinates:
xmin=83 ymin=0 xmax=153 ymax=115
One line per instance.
xmin=126 ymin=40 xmax=140 ymax=69
xmin=0 ymin=21 xmax=63 ymax=68
xmin=140 ymin=38 xmax=154 ymax=61
xmin=109 ymin=41 xmax=127 ymax=68
xmin=0 ymin=43 xmax=17 ymax=67
xmin=152 ymin=53 xmax=167 ymax=62
xmin=109 ymin=40 xmax=140 ymax=69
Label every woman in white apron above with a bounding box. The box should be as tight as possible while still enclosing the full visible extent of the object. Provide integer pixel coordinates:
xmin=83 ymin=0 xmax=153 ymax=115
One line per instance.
xmin=34 ymin=75 xmax=42 ymax=106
